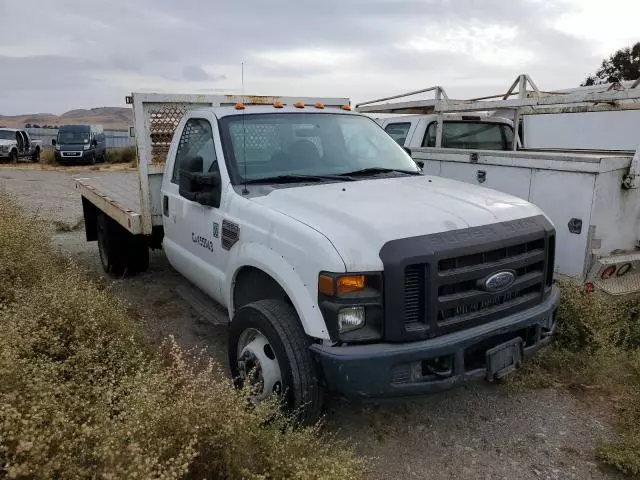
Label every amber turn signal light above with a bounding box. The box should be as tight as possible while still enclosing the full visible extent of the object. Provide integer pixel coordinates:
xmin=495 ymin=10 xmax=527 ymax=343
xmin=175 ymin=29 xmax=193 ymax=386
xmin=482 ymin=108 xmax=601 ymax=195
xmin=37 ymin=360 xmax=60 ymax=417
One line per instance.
xmin=318 ymin=274 xmax=335 ymax=296
xmin=337 ymin=275 xmax=366 ymax=295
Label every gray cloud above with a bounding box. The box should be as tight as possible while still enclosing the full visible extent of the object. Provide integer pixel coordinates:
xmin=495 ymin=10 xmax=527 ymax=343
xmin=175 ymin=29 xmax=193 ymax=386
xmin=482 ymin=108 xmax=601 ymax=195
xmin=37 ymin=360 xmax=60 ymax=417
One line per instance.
xmin=0 ymin=0 xmax=614 ymax=114
xmin=182 ymin=65 xmax=226 ymax=82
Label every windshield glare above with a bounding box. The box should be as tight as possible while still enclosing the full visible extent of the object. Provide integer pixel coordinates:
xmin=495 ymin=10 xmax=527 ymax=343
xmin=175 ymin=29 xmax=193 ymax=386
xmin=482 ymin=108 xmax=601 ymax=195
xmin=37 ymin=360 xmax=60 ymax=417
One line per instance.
xmin=0 ymin=130 xmax=15 ymax=140
xmin=219 ymin=113 xmax=419 ymax=182
xmin=58 ymin=129 xmax=89 ymax=144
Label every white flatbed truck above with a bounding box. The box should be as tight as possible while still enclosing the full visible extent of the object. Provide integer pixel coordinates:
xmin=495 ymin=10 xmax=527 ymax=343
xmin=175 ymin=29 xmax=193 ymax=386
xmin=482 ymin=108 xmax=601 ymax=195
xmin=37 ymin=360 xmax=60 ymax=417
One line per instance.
xmin=76 ymin=92 xmax=558 ymax=422
xmin=358 ymin=75 xmax=640 ymax=296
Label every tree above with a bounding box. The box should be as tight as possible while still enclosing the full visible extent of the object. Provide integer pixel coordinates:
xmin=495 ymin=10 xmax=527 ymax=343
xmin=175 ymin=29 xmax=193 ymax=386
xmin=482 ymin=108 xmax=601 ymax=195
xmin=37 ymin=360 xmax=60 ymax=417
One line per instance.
xmin=583 ymin=42 xmax=640 ymax=86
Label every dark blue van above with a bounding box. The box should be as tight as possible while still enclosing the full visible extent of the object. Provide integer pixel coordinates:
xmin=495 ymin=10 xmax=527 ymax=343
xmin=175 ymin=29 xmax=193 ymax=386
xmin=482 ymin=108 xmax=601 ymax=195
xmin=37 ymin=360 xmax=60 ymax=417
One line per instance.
xmin=53 ymin=124 xmax=106 ymax=164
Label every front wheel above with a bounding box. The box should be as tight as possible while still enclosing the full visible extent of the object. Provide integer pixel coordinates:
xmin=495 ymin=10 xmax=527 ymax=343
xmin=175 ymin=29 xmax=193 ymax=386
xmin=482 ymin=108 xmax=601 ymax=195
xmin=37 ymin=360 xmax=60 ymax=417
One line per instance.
xmin=229 ymin=299 xmax=322 ymax=424
xmin=9 ymin=150 xmax=17 ymax=164
xmin=31 ymin=148 xmax=40 ymax=163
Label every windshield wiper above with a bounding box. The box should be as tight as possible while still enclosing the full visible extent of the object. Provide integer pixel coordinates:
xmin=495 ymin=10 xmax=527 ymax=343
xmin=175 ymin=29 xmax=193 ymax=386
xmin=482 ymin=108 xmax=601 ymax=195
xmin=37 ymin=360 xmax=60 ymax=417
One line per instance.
xmin=245 ymin=174 xmax=354 ymax=184
xmin=339 ymin=167 xmax=422 ymax=177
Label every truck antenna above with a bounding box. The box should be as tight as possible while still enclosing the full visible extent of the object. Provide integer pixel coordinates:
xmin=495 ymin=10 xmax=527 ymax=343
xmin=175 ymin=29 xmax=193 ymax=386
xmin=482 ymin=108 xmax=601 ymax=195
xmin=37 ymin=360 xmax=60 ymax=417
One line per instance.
xmin=241 ymin=62 xmax=249 ymax=195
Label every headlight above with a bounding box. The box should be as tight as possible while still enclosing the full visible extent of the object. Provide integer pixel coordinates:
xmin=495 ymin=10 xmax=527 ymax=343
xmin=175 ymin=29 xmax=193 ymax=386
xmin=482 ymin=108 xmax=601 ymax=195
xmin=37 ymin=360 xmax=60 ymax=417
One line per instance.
xmin=338 ymin=307 xmax=366 ymax=333
xmin=55 ymin=144 xmax=60 ymax=150
xmin=83 ymin=144 xmax=90 ymax=151
xmin=318 ymin=272 xmax=383 ymax=343
xmin=0 ymin=145 xmax=8 ymax=152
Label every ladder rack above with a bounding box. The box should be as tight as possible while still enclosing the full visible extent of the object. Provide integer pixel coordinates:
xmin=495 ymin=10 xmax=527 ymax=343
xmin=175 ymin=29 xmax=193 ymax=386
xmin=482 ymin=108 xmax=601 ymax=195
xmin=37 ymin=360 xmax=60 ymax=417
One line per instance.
xmin=357 ymin=74 xmax=640 ymax=152
xmin=356 ymin=74 xmax=640 ymax=116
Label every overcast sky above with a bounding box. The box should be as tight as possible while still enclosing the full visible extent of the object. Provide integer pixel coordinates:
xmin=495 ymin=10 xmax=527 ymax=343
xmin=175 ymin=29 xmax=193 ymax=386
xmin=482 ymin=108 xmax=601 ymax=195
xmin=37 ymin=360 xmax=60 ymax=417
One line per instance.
xmin=0 ymin=0 xmax=638 ymax=115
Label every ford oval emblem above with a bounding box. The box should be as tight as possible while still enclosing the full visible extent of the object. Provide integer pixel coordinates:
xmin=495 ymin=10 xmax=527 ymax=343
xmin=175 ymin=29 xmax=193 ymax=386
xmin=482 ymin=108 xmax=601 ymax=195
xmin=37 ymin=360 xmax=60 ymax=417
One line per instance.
xmin=482 ymin=270 xmax=516 ymax=292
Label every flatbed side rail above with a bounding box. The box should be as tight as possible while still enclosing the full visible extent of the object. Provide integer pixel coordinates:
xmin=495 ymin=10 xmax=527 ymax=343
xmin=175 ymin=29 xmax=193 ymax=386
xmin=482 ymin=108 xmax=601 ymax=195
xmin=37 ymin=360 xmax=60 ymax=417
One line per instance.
xmin=75 ymin=179 xmax=142 ymax=234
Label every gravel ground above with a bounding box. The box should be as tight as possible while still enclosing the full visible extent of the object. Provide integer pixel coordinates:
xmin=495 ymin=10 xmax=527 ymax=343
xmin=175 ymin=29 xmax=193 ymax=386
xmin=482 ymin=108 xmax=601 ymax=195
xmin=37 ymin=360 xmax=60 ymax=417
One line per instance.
xmin=0 ymin=167 xmax=624 ymax=480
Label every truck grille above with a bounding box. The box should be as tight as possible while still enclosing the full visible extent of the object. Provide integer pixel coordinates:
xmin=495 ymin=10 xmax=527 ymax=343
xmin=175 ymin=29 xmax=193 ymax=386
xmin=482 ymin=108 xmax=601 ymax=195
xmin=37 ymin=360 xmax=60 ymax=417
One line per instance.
xmin=403 ymin=237 xmax=547 ymax=335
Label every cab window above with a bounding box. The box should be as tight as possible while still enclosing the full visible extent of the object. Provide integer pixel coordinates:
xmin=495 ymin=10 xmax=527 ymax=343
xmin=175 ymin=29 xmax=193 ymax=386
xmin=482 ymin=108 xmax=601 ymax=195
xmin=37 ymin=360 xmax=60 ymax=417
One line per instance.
xmin=384 ymin=122 xmax=411 ymax=145
xmin=172 ymin=118 xmax=218 ymax=184
xmin=423 ymin=121 xmax=514 ymax=150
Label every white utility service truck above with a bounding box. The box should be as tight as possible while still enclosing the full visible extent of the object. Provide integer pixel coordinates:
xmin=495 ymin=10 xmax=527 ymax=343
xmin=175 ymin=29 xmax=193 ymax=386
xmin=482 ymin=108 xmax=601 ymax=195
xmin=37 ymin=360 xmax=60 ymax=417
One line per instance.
xmin=358 ymin=75 xmax=640 ymax=296
xmin=76 ymin=93 xmax=558 ymax=422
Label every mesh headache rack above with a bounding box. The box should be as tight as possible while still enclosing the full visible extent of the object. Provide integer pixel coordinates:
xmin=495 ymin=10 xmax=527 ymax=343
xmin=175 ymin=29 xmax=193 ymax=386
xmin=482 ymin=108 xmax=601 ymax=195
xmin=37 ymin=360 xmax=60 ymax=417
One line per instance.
xmin=125 ymin=93 xmax=350 ymax=235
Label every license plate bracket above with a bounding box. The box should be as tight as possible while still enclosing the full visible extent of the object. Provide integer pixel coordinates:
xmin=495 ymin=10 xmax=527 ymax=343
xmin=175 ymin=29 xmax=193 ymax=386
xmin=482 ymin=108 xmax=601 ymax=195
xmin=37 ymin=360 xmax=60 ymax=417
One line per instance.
xmin=486 ymin=337 xmax=523 ymax=381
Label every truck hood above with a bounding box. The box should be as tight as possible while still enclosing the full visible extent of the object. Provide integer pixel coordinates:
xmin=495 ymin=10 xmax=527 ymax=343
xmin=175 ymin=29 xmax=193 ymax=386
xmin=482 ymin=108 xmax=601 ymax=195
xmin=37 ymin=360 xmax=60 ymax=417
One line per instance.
xmin=251 ymin=175 xmax=544 ymax=271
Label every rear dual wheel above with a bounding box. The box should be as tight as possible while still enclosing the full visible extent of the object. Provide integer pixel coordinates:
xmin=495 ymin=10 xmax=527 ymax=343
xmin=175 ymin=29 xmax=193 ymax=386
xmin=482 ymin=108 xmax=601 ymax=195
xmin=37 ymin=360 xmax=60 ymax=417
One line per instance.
xmin=97 ymin=214 xmax=149 ymax=277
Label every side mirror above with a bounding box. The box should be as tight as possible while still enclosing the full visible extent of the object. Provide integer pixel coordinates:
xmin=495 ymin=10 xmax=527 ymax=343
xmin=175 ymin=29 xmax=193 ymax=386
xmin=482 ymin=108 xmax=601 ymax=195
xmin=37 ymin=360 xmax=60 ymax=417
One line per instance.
xmin=51 ymin=139 xmax=56 ymax=146
xmin=179 ymin=156 xmax=221 ymax=208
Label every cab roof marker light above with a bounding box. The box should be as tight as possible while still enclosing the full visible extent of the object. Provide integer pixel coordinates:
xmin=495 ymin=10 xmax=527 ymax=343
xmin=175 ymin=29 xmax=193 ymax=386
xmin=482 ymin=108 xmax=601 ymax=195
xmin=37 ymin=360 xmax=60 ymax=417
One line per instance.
xmin=273 ymin=100 xmax=284 ymax=108
xmin=235 ymin=102 xmax=245 ymax=110
xmin=315 ymin=102 xmax=325 ymax=109
xmin=294 ymin=101 xmax=305 ymax=109
xmin=341 ymin=104 xmax=352 ymax=111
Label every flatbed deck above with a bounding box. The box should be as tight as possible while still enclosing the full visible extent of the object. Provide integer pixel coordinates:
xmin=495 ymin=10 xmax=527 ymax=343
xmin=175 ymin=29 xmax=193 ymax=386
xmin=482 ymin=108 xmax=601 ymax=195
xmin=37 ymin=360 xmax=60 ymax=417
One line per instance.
xmin=75 ymin=172 xmax=143 ymax=234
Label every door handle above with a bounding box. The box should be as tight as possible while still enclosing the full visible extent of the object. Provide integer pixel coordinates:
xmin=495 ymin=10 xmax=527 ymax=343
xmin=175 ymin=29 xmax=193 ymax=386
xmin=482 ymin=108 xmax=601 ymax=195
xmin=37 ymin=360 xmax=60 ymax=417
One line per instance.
xmin=163 ymin=195 xmax=169 ymax=217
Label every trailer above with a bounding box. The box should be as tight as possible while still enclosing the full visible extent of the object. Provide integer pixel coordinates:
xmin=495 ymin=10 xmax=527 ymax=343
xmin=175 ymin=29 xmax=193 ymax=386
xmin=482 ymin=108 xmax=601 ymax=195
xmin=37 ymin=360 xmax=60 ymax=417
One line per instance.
xmin=357 ymin=75 xmax=640 ymax=295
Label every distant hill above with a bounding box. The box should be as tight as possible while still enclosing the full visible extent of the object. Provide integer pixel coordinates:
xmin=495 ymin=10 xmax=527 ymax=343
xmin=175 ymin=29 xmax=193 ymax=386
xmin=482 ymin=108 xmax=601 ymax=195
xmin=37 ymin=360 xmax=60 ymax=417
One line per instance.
xmin=0 ymin=107 xmax=133 ymax=131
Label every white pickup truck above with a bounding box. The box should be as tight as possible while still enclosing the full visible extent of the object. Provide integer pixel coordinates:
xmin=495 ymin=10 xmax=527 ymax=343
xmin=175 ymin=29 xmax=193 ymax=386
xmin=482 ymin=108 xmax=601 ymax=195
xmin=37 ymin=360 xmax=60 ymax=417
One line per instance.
xmin=360 ymin=75 xmax=640 ymax=297
xmin=76 ymin=93 xmax=558 ymax=422
xmin=0 ymin=128 xmax=42 ymax=163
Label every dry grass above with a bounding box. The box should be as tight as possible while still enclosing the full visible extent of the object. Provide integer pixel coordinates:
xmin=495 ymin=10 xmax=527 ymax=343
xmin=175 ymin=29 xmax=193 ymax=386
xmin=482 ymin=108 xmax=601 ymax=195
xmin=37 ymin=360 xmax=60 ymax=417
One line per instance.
xmin=52 ymin=217 xmax=84 ymax=233
xmin=510 ymin=279 xmax=640 ymax=475
xmin=106 ymin=146 xmax=137 ymax=165
xmin=0 ymin=193 xmax=365 ymax=480
xmin=40 ymin=148 xmax=56 ymax=166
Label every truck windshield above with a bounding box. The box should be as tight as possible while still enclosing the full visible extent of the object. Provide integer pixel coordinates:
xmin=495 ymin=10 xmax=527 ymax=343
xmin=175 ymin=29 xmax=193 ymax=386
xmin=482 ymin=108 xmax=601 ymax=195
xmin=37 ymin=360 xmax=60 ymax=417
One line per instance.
xmin=423 ymin=121 xmax=514 ymax=150
xmin=219 ymin=113 xmax=420 ymax=183
xmin=0 ymin=130 xmax=15 ymax=140
xmin=58 ymin=127 xmax=90 ymax=144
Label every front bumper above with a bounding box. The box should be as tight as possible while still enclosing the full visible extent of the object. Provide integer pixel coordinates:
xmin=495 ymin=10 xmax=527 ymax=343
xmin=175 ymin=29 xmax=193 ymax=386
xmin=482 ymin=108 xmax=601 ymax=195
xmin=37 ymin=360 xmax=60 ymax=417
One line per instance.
xmin=311 ymin=285 xmax=559 ymax=398
xmin=55 ymin=151 xmax=85 ymax=162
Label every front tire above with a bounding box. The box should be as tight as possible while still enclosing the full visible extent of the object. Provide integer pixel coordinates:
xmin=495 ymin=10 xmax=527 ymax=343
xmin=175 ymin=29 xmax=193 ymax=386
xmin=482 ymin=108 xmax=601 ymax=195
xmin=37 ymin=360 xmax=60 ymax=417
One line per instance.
xmin=229 ymin=299 xmax=322 ymax=424
xmin=31 ymin=148 xmax=40 ymax=163
xmin=9 ymin=149 xmax=17 ymax=164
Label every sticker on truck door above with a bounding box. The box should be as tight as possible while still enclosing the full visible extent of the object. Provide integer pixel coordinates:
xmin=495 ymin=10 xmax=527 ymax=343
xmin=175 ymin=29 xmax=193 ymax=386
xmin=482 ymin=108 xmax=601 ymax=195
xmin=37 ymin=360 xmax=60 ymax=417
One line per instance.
xmin=192 ymin=233 xmax=214 ymax=252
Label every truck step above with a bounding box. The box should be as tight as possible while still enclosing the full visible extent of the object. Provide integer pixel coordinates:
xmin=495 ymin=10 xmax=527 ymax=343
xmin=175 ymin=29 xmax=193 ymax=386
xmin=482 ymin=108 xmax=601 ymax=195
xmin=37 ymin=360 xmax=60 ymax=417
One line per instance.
xmin=176 ymin=283 xmax=228 ymax=326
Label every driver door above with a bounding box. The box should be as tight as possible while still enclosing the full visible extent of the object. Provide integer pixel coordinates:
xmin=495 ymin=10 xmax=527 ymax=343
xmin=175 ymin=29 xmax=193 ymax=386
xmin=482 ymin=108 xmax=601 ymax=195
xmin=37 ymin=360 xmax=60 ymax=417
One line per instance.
xmin=161 ymin=116 xmax=225 ymax=303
